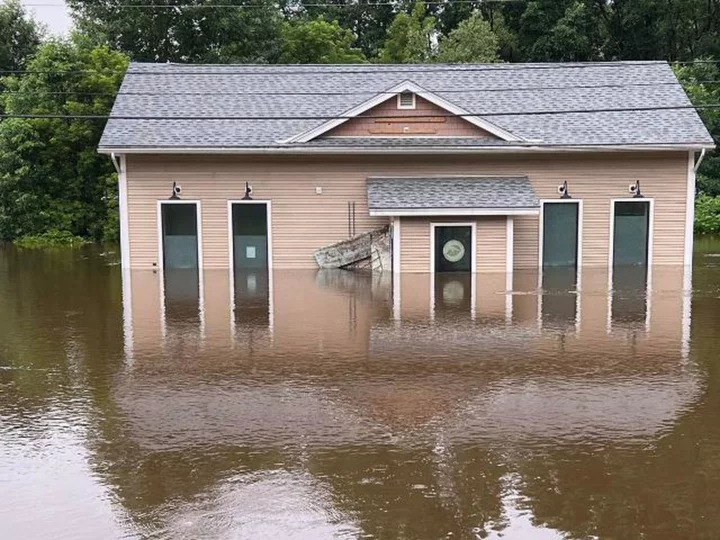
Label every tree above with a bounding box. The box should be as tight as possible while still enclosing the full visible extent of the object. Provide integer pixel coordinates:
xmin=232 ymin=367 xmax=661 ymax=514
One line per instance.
xmin=378 ymin=2 xmax=436 ymax=63
xmin=67 ymin=0 xmax=284 ymax=63
xmin=0 ymin=0 xmax=43 ymax=72
xmin=436 ymin=12 xmax=500 ymax=63
xmin=675 ymin=60 xmax=720 ymax=197
xmin=503 ymin=0 xmax=609 ymax=61
xmin=284 ymin=0 xmax=396 ymax=59
xmin=0 ymin=37 xmax=129 ymax=242
xmin=280 ymin=17 xmax=367 ymax=63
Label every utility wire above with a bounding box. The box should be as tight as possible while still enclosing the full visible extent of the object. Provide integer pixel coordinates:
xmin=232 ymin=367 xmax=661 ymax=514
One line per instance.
xmin=1 ymin=60 xmax=717 ymax=76
xmin=2 ymin=79 xmax=720 ymax=97
xmin=25 ymin=0 xmax=521 ymax=7
xmin=2 ymin=102 xmax=720 ymax=120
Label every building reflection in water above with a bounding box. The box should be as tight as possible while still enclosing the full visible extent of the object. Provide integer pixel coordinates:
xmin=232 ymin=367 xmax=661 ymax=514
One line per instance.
xmin=117 ymin=264 xmax=695 ymax=538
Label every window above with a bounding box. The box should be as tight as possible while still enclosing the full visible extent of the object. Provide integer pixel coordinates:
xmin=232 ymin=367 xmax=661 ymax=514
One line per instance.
xmin=397 ymin=92 xmax=416 ymax=109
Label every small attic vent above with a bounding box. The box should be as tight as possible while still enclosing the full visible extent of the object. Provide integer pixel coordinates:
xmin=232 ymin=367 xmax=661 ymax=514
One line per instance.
xmin=397 ymin=91 xmax=416 ymax=110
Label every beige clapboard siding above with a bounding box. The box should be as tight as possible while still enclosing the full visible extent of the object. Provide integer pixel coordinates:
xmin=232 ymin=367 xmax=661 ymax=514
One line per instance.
xmin=126 ymin=152 xmax=690 ymax=270
xmin=477 ymin=217 xmax=507 ymax=273
xmin=400 ymin=216 xmax=507 ymax=273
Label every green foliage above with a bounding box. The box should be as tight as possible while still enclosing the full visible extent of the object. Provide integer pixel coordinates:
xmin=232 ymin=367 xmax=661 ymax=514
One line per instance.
xmin=0 ymin=37 xmax=128 ymax=243
xmin=436 ymin=12 xmax=500 ymax=63
xmin=15 ymin=229 xmax=90 ymax=248
xmin=674 ymin=60 xmax=720 ymax=196
xmin=285 ymin=0 xmax=396 ymax=59
xmin=67 ymin=0 xmax=284 ymax=63
xmin=280 ymin=17 xmax=366 ymax=63
xmin=378 ymin=2 xmax=436 ymax=63
xmin=0 ymin=0 xmax=43 ymax=71
xmin=695 ymin=195 xmax=720 ymax=235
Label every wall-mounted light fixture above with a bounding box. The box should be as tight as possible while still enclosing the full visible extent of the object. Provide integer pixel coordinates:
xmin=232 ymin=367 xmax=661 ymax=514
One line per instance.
xmin=557 ymin=180 xmax=571 ymax=199
xmin=242 ymin=181 xmax=253 ymax=200
xmin=629 ymin=180 xmax=643 ymax=198
xmin=169 ymin=181 xmax=182 ymax=199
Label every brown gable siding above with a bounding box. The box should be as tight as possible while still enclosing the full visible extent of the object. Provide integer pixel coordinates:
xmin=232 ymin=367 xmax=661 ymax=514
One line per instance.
xmin=323 ymin=95 xmax=496 ymax=138
xmin=126 ymin=152 xmax=689 ymax=271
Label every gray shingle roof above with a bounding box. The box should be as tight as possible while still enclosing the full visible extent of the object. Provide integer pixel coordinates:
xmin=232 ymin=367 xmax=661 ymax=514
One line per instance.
xmin=99 ymin=62 xmax=714 ymax=151
xmin=366 ymin=177 xmax=539 ymax=210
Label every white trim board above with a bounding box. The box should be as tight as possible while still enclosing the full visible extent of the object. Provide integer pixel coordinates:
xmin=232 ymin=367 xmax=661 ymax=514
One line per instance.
xmin=116 ymin=154 xmax=131 ymax=270
xmin=98 ymin=143 xmax=714 ymax=155
xmin=684 ymin=150 xmax=696 ymax=268
xmin=537 ymin=198 xmax=584 ymax=289
xmin=283 ymin=80 xmax=525 ymax=144
xmin=371 ymin=207 xmax=540 ymax=217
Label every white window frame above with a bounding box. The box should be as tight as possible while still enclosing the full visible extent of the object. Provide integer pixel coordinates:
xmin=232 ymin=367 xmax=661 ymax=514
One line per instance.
xmin=397 ymin=91 xmax=416 ymax=110
xmin=156 ymin=199 xmax=204 ymax=272
xmin=227 ymin=200 xmax=274 ymax=337
xmin=537 ymin=198 xmax=584 ymax=289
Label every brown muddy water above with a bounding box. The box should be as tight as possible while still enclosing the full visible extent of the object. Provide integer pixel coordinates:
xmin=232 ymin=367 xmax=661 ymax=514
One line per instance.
xmin=2 ymin=241 xmax=720 ymax=539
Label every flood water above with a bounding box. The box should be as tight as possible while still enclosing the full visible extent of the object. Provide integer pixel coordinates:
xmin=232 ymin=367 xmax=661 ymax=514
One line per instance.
xmin=2 ymin=241 xmax=720 ymax=539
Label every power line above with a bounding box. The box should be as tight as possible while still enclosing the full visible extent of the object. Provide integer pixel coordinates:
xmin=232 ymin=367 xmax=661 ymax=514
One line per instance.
xmin=3 ymin=78 xmax=720 ymax=98
xmin=25 ymin=0 xmax=518 ymax=7
xmin=2 ymin=102 xmax=720 ymax=120
xmin=2 ymin=60 xmax=717 ymax=76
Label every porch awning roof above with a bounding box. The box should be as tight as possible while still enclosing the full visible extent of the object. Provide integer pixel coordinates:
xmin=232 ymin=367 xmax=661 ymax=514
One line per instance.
xmin=366 ymin=176 xmax=540 ymax=217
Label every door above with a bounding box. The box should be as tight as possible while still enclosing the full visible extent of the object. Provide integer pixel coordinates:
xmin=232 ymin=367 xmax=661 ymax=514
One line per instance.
xmin=232 ymin=203 xmax=269 ymax=270
xmin=434 ymin=225 xmax=472 ymax=272
xmin=543 ymin=202 xmax=579 ymax=269
xmin=161 ymin=203 xmax=199 ymax=269
xmin=613 ymin=201 xmax=650 ymax=267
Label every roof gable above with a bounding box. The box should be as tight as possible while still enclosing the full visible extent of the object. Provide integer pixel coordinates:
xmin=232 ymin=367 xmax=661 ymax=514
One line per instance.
xmin=284 ymin=81 xmax=524 ymax=143
xmin=322 ymin=94 xmax=499 ymax=138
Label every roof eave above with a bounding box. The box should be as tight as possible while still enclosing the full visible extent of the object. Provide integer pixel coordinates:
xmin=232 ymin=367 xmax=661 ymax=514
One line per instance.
xmin=369 ymin=207 xmax=540 ymax=217
xmin=98 ymin=143 xmax=715 ymax=155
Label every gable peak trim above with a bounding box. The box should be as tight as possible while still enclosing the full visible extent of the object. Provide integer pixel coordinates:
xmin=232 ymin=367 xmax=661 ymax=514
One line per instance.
xmin=282 ymin=80 xmax=525 ymax=144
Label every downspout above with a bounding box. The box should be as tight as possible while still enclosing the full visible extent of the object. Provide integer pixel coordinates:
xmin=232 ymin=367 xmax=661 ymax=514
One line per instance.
xmin=110 ymin=152 xmax=121 ymax=174
xmin=694 ymin=148 xmax=707 ymax=173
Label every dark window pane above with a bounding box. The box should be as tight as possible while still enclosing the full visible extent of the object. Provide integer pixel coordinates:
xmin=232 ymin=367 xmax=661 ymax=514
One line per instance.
xmin=543 ymin=202 xmax=578 ymax=268
xmin=614 ymin=202 xmax=649 ymax=267
xmin=162 ymin=204 xmax=198 ymax=269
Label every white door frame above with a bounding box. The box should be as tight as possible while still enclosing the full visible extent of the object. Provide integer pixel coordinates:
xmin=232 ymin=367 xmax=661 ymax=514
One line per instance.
xmin=156 ymin=199 xmax=203 ymax=272
xmin=156 ymin=199 xmax=205 ymax=342
xmin=608 ymin=198 xmax=654 ymax=285
xmin=429 ymin=221 xmax=477 ymax=320
xmin=227 ymin=200 xmax=274 ymax=337
xmin=607 ymin=197 xmax=654 ymax=335
xmin=538 ymin=198 xmax=584 ymax=289
xmin=227 ymin=200 xmax=274 ymax=274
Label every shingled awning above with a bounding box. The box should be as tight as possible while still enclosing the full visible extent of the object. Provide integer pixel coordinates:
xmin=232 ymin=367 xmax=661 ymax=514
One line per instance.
xmin=366 ymin=176 xmax=540 ymax=216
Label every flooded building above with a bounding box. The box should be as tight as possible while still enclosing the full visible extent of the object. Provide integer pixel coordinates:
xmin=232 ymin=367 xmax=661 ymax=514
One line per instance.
xmin=99 ymin=63 xmax=713 ymax=282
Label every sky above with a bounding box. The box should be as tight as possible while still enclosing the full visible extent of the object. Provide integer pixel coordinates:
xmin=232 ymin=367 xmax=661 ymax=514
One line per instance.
xmin=20 ymin=0 xmax=73 ymax=35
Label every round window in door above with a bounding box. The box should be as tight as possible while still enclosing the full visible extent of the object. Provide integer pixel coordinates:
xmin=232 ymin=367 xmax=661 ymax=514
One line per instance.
xmin=434 ymin=226 xmax=472 ymax=272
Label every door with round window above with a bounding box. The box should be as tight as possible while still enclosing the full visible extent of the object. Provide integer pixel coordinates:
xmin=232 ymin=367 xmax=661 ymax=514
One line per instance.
xmin=434 ymin=225 xmax=472 ymax=272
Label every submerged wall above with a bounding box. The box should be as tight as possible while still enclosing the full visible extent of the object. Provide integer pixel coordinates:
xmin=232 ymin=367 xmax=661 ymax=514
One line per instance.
xmin=124 ymin=152 xmax=690 ymax=270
